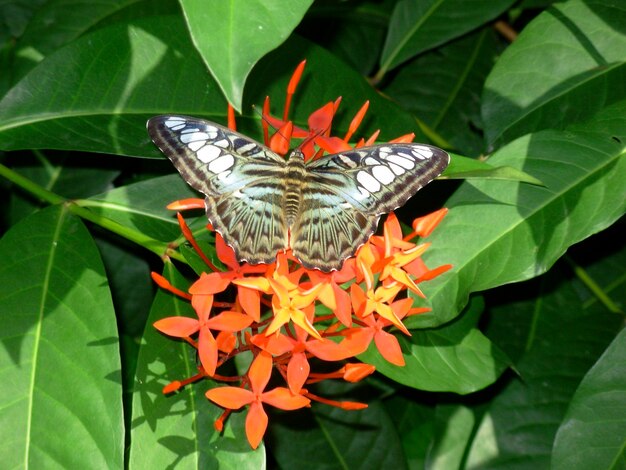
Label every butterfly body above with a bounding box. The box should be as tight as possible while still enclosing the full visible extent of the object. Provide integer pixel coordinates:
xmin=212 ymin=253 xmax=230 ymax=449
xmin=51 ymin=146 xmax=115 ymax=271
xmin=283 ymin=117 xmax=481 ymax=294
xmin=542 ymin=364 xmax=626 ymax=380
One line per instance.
xmin=148 ymin=115 xmax=449 ymax=272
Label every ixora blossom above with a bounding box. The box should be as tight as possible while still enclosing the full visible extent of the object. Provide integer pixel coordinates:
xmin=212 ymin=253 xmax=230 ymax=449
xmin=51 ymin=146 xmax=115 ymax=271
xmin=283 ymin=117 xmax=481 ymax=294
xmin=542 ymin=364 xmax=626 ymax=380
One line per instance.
xmin=152 ymin=60 xmax=452 ymax=449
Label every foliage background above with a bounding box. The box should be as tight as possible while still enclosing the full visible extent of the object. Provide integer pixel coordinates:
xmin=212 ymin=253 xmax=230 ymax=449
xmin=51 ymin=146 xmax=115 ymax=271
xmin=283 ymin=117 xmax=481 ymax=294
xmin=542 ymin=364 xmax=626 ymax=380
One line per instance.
xmin=0 ymin=0 xmax=624 ymax=468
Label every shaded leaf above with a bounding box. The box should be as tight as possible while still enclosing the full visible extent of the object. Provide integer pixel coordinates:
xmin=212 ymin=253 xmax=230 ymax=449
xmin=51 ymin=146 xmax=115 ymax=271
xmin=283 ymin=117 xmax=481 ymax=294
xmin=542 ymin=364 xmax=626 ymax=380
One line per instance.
xmin=552 ymin=327 xmax=626 ymax=470
xmin=482 ymin=0 xmax=626 ymax=147
xmin=465 ymin=257 xmax=624 ymax=469
xmin=0 ymin=205 xmax=123 ymax=468
xmin=379 ymin=0 xmax=515 ymax=75
xmin=269 ymin=397 xmax=406 ymax=469
xmin=179 ymin=0 xmax=313 ymax=111
xmin=385 ymin=28 xmax=500 ymax=156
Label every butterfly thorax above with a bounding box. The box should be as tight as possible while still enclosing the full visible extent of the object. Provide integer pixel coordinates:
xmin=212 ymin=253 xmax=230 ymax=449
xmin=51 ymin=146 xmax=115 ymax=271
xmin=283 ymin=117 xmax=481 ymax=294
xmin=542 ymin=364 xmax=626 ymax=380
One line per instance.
xmin=284 ymin=149 xmax=307 ymax=228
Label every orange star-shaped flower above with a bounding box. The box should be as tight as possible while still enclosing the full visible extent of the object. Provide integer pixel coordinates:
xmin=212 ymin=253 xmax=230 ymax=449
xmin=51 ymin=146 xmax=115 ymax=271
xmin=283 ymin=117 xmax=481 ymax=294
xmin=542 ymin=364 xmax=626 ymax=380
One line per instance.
xmin=206 ymin=351 xmax=310 ymax=449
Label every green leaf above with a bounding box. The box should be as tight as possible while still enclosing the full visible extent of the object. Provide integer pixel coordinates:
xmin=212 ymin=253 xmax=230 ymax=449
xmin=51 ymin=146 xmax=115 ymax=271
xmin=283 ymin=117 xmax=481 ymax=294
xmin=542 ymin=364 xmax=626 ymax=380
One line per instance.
xmin=179 ymin=0 xmax=313 ymax=111
xmin=84 ymin=174 xmax=202 ymax=242
xmin=378 ymin=0 xmax=515 ymax=76
xmin=8 ymin=153 xmax=119 ymax=225
xmin=362 ymin=296 xmax=511 ymax=394
xmin=129 ymin=262 xmax=265 ymax=467
xmin=9 ymin=0 xmax=142 ymax=85
xmin=445 ymin=154 xmax=544 ymax=185
xmin=414 ymin=127 xmax=626 ymax=329
xmin=0 ymin=15 xmax=423 ymax=156
xmin=269 ymin=397 xmax=406 ymax=469
xmin=300 ymin=0 xmax=391 ymax=76
xmin=427 ymin=405 xmax=475 ymax=470
xmin=482 ymin=0 xmax=626 ymax=147
xmin=0 ymin=205 xmax=123 ymax=468
xmin=0 ymin=15 xmax=227 ymax=156
xmin=384 ymin=28 xmax=500 ymax=156
xmin=384 ymin=395 xmax=435 ymax=469
xmin=552 ymin=327 xmax=626 ymax=470
xmin=465 ymin=258 xmax=624 ymax=468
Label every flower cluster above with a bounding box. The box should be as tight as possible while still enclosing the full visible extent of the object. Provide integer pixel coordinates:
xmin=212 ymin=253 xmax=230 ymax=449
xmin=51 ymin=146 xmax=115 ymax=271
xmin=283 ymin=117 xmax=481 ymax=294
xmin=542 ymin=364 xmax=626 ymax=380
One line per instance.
xmin=153 ymin=61 xmax=451 ymax=449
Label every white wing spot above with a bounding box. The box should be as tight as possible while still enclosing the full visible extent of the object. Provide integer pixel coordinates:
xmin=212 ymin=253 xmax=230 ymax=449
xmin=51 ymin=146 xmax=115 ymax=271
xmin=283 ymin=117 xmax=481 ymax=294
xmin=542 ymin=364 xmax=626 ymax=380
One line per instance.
xmin=357 ymin=171 xmax=381 ymax=193
xmin=213 ymin=139 xmax=229 ymax=148
xmin=339 ymin=202 xmax=352 ymax=209
xmin=364 ymin=157 xmax=378 ymax=166
xmin=387 ymin=154 xmax=415 ymax=169
xmin=372 ymin=165 xmax=395 ymax=184
xmin=209 ymin=154 xmax=234 ymax=173
xmin=378 ymin=146 xmax=392 ymax=153
xmin=170 ymin=123 xmax=186 ymax=131
xmin=181 ymin=127 xmax=199 ymax=133
xmin=197 ymin=145 xmax=221 ymax=163
xmin=355 ymin=187 xmax=370 ymax=200
xmin=412 ymin=146 xmax=433 ymax=159
xmin=187 ymin=141 xmax=205 ymax=152
xmin=165 ymin=118 xmax=185 ymax=128
xmin=181 ymin=132 xmax=209 ymax=143
xmin=388 ymin=162 xmax=405 ymax=175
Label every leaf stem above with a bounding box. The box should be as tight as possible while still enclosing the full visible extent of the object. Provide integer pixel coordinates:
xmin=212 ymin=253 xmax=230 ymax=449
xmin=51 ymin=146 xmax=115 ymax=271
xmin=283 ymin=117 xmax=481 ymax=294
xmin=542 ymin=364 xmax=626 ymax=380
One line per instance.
xmin=565 ymin=256 xmax=624 ymax=315
xmin=0 ymin=162 xmax=187 ymax=263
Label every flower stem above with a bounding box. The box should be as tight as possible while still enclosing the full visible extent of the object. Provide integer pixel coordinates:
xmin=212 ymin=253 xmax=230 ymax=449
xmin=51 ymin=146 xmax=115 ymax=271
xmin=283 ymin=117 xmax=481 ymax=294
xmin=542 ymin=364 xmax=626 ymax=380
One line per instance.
xmin=0 ymin=162 xmax=187 ymax=263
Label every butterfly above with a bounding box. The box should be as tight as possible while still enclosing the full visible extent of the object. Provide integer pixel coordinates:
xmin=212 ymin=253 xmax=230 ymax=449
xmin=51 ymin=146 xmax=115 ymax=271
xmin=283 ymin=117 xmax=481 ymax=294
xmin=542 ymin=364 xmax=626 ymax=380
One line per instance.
xmin=147 ymin=115 xmax=449 ymax=272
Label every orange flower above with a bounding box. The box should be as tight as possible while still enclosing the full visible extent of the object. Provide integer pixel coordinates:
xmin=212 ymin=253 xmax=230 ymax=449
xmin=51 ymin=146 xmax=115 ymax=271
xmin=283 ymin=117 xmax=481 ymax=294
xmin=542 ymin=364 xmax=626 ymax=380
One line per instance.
xmin=206 ymin=351 xmax=310 ymax=449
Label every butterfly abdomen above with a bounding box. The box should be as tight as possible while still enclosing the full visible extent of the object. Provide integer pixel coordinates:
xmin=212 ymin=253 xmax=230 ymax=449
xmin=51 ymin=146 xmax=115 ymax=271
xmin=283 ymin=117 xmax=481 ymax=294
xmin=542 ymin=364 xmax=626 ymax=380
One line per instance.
xmin=284 ymin=149 xmax=307 ymax=228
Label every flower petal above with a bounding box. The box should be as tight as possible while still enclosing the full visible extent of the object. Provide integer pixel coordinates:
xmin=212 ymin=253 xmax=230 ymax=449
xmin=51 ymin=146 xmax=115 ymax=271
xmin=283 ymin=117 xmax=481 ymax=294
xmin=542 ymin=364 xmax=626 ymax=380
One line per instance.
xmin=374 ymin=329 xmax=405 ymax=366
xmin=246 ymin=402 xmax=268 ymax=450
xmin=262 ymin=387 xmax=310 ymax=410
xmin=287 ymin=351 xmax=310 ymax=394
xmin=153 ymin=316 xmax=199 ymax=337
xmin=249 ymin=351 xmax=273 ymax=393
xmin=206 ymin=311 xmax=254 ymax=332
xmin=237 ymin=285 xmax=261 ymax=322
xmin=198 ymin=328 xmax=218 ymax=376
xmin=206 ymin=386 xmax=253 ymax=409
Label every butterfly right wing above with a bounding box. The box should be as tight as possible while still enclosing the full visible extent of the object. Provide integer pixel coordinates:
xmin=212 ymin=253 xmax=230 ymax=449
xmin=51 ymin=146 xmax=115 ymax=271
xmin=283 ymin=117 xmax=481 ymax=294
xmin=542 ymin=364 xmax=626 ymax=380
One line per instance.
xmin=147 ymin=115 xmax=289 ymax=265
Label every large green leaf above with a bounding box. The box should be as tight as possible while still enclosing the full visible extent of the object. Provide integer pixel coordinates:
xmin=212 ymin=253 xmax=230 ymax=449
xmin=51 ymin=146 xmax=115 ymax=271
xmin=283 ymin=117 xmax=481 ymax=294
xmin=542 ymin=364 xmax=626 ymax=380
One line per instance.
xmin=482 ymin=0 xmax=626 ymax=147
xmin=412 ymin=123 xmax=626 ymax=329
xmin=0 ymin=15 xmax=422 ymax=157
xmin=465 ymin=255 xmax=624 ymax=468
xmin=552 ymin=327 xmax=626 ymax=470
xmin=129 ymin=262 xmax=264 ymax=468
xmin=378 ymin=0 xmax=515 ymax=76
xmin=0 ymin=205 xmax=123 ymax=468
xmin=179 ymin=0 xmax=313 ymax=111
xmin=384 ymin=27 xmax=499 ymax=156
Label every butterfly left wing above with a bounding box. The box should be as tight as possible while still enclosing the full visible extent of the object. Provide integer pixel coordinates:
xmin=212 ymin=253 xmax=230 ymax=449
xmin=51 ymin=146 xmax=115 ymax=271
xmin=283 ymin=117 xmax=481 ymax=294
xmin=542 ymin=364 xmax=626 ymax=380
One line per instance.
xmin=147 ymin=115 xmax=290 ymax=264
xmin=290 ymin=143 xmax=449 ymax=271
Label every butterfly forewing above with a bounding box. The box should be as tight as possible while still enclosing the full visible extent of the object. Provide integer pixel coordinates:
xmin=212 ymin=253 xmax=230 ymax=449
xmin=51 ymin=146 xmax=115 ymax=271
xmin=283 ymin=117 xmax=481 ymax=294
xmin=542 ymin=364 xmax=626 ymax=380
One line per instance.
xmin=148 ymin=116 xmax=449 ymax=272
xmin=147 ymin=115 xmax=289 ymax=264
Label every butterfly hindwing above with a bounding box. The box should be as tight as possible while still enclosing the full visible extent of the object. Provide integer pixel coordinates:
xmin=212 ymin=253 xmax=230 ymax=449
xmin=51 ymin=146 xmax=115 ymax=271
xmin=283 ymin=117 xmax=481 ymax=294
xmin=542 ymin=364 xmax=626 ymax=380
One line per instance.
xmin=147 ymin=115 xmax=289 ymax=264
